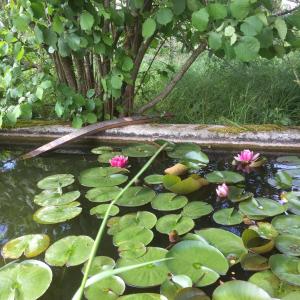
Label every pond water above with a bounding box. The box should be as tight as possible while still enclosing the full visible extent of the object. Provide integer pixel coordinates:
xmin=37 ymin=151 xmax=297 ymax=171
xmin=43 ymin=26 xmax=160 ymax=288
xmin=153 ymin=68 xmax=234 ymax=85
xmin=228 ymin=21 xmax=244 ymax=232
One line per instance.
xmin=0 ymin=143 xmax=299 ymax=300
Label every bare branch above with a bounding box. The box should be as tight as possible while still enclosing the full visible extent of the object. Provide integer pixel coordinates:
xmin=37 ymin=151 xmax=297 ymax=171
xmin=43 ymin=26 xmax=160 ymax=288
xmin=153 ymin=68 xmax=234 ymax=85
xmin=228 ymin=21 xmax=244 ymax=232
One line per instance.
xmin=274 ymin=5 xmax=300 ymax=16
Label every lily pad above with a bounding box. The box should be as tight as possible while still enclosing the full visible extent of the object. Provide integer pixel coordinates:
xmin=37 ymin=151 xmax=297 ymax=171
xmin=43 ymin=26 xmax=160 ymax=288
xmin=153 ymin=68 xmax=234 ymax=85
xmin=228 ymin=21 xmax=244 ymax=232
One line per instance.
xmin=205 ymin=171 xmax=244 ymax=184
xmin=270 ymin=254 xmax=300 ymax=286
xmin=182 ymin=201 xmax=213 ymax=219
xmin=242 ymin=229 xmax=275 ymax=254
xmin=98 ymin=151 xmax=123 ymax=163
xmin=45 ymin=235 xmax=94 ymax=267
xmin=239 ymin=197 xmax=287 ymax=218
xmin=275 ymin=234 xmax=300 ymax=256
xmin=175 ymin=288 xmax=210 ymax=300
xmin=118 ymin=211 xmax=157 ymax=230
xmin=82 ymin=256 xmax=115 ymax=276
xmin=90 ymin=204 xmax=120 ymax=219
xmin=166 ymin=143 xmax=202 ymax=159
xmin=166 ymin=240 xmax=229 ymax=285
xmin=119 ymin=294 xmax=167 ymax=300
xmin=213 ymin=208 xmax=243 ymax=225
xmin=268 ymin=171 xmax=293 ymax=189
xmin=2 ymin=234 xmax=50 ymax=259
xmin=151 ymin=193 xmax=188 ymax=211
xmin=85 ymin=275 xmax=125 ymax=300
xmin=144 ymin=174 xmax=164 ymax=185
xmin=122 ymin=144 xmax=158 ymax=157
xmin=156 ymin=214 xmax=195 ymax=235
xmin=228 ymin=186 xmax=253 ymax=203
xmin=240 ymin=253 xmax=269 ymax=271
xmin=0 ymin=260 xmax=52 ymax=300
xmin=37 ymin=174 xmax=75 ymax=189
xmin=182 ymin=150 xmax=209 ymax=165
xmin=160 ymin=275 xmax=193 ymax=299
xmin=212 ymin=280 xmax=272 ymax=300
xmin=195 ymin=228 xmax=248 ymax=264
xmin=85 ymin=186 xmax=121 ymax=203
xmin=285 ymin=192 xmax=300 ymax=215
xmin=116 ymin=186 xmax=156 ymax=207
xmin=118 ymin=241 xmax=147 ymax=259
xmin=33 ymin=202 xmax=82 ymax=224
xmin=34 ymin=190 xmax=80 ymax=206
xmin=277 ymin=156 xmax=300 ymax=164
xmin=272 ymin=215 xmax=300 ymax=236
xmin=91 ymin=146 xmax=113 ymax=154
xmin=163 ymin=174 xmax=209 ymax=195
xmin=79 ymin=167 xmax=128 ymax=187
xmin=249 ymin=222 xmax=278 ymax=240
xmin=117 ymin=247 xmax=169 ymax=287
xmin=113 ymin=225 xmax=154 ymax=246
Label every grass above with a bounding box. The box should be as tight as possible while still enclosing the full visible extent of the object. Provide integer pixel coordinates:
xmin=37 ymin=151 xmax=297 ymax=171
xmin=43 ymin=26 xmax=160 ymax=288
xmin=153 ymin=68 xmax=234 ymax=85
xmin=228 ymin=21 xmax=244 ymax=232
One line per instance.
xmin=136 ymin=50 xmax=300 ymax=126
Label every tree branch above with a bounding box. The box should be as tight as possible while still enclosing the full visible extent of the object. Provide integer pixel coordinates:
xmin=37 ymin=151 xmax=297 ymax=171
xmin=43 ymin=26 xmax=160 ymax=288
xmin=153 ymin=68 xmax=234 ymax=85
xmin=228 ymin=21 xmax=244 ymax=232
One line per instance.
xmin=274 ymin=5 xmax=300 ymax=16
xmin=138 ymin=43 xmax=207 ymax=114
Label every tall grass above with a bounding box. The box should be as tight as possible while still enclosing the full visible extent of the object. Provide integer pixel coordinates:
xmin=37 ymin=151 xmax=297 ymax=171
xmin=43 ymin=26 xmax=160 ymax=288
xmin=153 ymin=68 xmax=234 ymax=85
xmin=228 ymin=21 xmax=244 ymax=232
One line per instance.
xmin=136 ymin=50 xmax=300 ymax=125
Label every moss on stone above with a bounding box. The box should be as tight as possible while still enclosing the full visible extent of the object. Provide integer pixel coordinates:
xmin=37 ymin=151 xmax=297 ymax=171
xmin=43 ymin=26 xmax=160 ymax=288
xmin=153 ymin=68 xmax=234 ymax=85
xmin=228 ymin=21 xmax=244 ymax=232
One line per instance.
xmin=208 ymin=124 xmax=287 ymax=134
xmin=3 ymin=119 xmax=68 ymax=129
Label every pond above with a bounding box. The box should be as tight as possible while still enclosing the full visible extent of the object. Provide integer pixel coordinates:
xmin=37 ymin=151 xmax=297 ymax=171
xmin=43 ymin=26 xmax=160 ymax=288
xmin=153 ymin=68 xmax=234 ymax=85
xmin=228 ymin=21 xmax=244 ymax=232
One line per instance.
xmin=0 ymin=142 xmax=300 ymax=300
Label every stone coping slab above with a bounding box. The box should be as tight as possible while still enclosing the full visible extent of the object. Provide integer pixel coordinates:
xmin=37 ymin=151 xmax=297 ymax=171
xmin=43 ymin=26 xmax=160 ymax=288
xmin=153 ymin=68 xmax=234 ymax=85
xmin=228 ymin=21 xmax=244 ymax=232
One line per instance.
xmin=0 ymin=124 xmax=299 ymax=152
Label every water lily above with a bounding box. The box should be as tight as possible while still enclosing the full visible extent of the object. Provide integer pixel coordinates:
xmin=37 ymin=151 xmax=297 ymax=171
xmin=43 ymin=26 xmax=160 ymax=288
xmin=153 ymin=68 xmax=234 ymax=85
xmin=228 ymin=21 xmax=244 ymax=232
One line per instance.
xmin=109 ymin=155 xmax=128 ymax=168
xmin=234 ymin=149 xmax=260 ymax=165
xmin=216 ymin=183 xmax=229 ymax=198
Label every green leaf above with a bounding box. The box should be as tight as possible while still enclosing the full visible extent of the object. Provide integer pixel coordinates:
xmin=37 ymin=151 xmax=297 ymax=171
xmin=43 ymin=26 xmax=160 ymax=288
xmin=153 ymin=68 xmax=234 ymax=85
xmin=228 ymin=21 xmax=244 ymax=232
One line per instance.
xmin=34 ymin=25 xmax=44 ymax=43
xmin=205 ymin=171 xmax=244 ymax=183
xmin=72 ymin=116 xmax=83 ymax=128
xmin=86 ymin=112 xmax=97 ymax=124
xmin=192 ymin=8 xmax=209 ymax=32
xmin=86 ymin=186 xmax=121 ymax=203
xmin=90 ymin=204 xmax=120 ymax=219
xmin=151 ymin=193 xmax=188 ymax=211
xmin=187 ymin=0 xmax=201 ymax=12
xmin=230 ymin=0 xmax=250 ymax=20
xmin=34 ymin=190 xmax=80 ymax=206
xmin=208 ymin=3 xmax=227 ymax=20
xmin=111 ymin=74 xmax=123 ymax=89
xmin=16 ymin=46 xmax=24 ymax=61
xmin=156 ymin=8 xmax=174 ymax=25
xmin=80 ymin=11 xmax=95 ymax=31
xmin=37 ymin=174 xmax=75 ymax=189
xmin=209 ymin=32 xmax=222 ymax=50
xmin=82 ymin=256 xmax=115 ymax=277
xmin=182 ymin=201 xmax=213 ymax=219
xmin=213 ymin=208 xmax=243 ymax=225
xmin=113 ymin=226 xmax=154 ymax=246
xmin=156 ymin=214 xmax=194 ymax=235
xmin=275 ymin=17 xmax=287 ymax=40
xmin=122 ymin=57 xmax=134 ymax=72
xmin=43 ymin=29 xmax=57 ymax=48
xmin=234 ymin=36 xmax=260 ymax=62
xmin=142 ymin=18 xmax=157 ymax=39
xmin=36 ymin=86 xmax=44 ymax=100
xmin=123 ymin=144 xmax=158 ymax=157
xmin=173 ymin=0 xmax=186 ymax=16
xmin=240 ymin=16 xmax=264 ymax=36
xmin=13 ymin=15 xmax=30 ymax=32
xmin=52 ymin=15 xmax=64 ymax=34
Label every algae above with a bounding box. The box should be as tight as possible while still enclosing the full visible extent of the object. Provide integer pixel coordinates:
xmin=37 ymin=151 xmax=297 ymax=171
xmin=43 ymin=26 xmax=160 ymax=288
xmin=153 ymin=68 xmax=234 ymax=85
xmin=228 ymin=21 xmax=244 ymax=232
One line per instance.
xmin=208 ymin=124 xmax=287 ymax=134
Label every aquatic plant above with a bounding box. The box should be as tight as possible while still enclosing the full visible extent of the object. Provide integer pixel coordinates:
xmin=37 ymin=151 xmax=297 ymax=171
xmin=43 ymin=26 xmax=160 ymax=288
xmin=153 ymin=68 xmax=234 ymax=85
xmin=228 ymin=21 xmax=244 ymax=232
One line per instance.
xmin=109 ymin=156 xmax=129 ymax=168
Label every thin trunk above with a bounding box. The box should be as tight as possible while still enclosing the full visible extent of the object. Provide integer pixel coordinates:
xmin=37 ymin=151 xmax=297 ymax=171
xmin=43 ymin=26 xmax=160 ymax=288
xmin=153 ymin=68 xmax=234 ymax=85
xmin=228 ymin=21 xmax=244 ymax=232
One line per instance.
xmin=73 ymin=55 xmax=87 ymax=95
xmin=59 ymin=56 xmax=77 ymax=91
xmin=84 ymin=54 xmax=94 ymax=91
xmin=52 ymin=53 xmax=67 ymax=85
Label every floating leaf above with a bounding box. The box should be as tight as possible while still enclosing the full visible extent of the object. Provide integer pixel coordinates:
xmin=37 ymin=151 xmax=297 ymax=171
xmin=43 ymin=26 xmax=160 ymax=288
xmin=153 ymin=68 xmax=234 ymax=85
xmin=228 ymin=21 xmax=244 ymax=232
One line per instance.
xmin=240 ymin=253 xmax=269 ymax=271
xmin=82 ymin=256 xmax=115 ymax=276
xmin=98 ymin=152 xmax=123 ymax=163
xmin=163 ymin=174 xmax=209 ymax=195
xmin=228 ymin=186 xmax=253 ymax=203
xmin=277 ymin=156 xmax=300 ymax=165
xmin=118 ymin=211 xmax=157 ymax=230
xmin=165 ymin=163 xmax=189 ymax=176
xmin=85 ymin=186 xmax=121 ymax=203
xmin=160 ymin=275 xmax=193 ymax=299
xmin=156 ymin=214 xmax=194 ymax=235
xmin=213 ymin=208 xmax=243 ymax=225
xmin=205 ymin=171 xmax=244 ymax=184
xmin=166 ymin=143 xmax=202 ymax=159
xmin=0 ymin=260 xmax=52 ymax=300
xmin=242 ymin=229 xmax=275 ymax=254
xmin=249 ymin=222 xmax=278 ymax=240
xmin=2 ymin=234 xmax=50 ymax=259
xmin=144 ymin=174 xmax=164 ymax=185
xmin=272 ymin=215 xmax=300 ymax=236
xmin=116 ymin=186 xmax=156 ymax=207
xmin=37 ymin=174 xmax=75 ymax=189
xmin=33 ymin=201 xmax=82 ymax=224
xmin=269 ymin=171 xmax=293 ymax=189
xmin=151 ymin=193 xmax=188 ymax=211
xmin=166 ymin=240 xmax=228 ymax=286
xmin=91 ymin=146 xmax=113 ymax=154
xmin=90 ymin=204 xmax=120 ymax=219
xmin=34 ymin=190 xmax=80 ymax=206
xmin=118 ymin=241 xmax=147 ymax=259
xmin=275 ymin=235 xmax=300 ymax=256
xmin=45 ymin=235 xmax=94 ymax=267
xmin=122 ymin=144 xmax=158 ymax=157
xmin=212 ymin=280 xmax=272 ymax=300
xmin=113 ymin=226 xmax=153 ymax=246
xmin=119 ymin=294 xmax=167 ymax=300
xmin=117 ymin=247 xmax=169 ymax=287
xmin=285 ymin=192 xmax=300 ymax=215
xmin=182 ymin=201 xmax=213 ymax=219
xmin=175 ymin=288 xmax=210 ymax=300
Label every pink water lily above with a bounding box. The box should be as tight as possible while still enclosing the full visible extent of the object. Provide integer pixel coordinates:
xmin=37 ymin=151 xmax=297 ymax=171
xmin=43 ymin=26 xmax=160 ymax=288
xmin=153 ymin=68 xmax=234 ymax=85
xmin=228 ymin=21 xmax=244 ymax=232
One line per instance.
xmin=109 ymin=155 xmax=128 ymax=168
xmin=216 ymin=183 xmax=229 ymax=198
xmin=234 ymin=149 xmax=260 ymax=165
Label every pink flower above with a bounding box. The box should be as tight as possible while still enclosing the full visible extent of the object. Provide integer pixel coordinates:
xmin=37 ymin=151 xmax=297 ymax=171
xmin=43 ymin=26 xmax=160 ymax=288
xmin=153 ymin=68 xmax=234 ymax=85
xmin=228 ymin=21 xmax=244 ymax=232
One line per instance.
xmin=216 ymin=183 xmax=229 ymax=198
xmin=234 ymin=149 xmax=260 ymax=165
xmin=109 ymin=155 xmax=128 ymax=168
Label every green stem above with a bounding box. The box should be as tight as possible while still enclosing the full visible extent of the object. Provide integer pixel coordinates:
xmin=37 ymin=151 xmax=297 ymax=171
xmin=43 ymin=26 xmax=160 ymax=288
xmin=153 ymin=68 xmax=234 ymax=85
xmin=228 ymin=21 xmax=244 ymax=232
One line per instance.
xmin=74 ymin=142 xmax=168 ymax=300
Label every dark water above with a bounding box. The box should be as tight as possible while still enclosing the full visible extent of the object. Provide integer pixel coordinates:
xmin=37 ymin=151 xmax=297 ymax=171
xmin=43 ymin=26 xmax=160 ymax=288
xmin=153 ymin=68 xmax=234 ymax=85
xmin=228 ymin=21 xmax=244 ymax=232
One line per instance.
xmin=0 ymin=145 xmax=295 ymax=299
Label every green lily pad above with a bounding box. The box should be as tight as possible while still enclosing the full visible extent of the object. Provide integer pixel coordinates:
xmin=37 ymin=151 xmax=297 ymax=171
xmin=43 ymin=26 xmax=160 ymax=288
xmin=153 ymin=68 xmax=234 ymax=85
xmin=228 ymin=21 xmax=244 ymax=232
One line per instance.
xmin=90 ymin=204 xmax=120 ymax=219
xmin=242 ymin=229 xmax=275 ymax=254
xmin=33 ymin=201 xmax=82 ymax=224
xmin=144 ymin=174 xmax=164 ymax=185
xmin=117 ymin=247 xmax=169 ymax=287
xmin=160 ymin=275 xmax=193 ymax=299
xmin=0 ymin=260 xmax=52 ymax=300
xmin=116 ymin=186 xmax=156 ymax=207
xmin=277 ymin=156 xmax=300 ymax=164
xmin=85 ymin=186 xmax=121 ymax=203
xmin=286 ymin=192 xmax=300 ymax=215
xmin=239 ymin=197 xmax=287 ymax=218
xmin=34 ymin=190 xmax=80 ymax=206
xmin=163 ymin=174 xmax=209 ymax=195
xmin=212 ymin=280 xmax=272 ymax=300
xmin=166 ymin=240 xmax=229 ymax=285
xmin=84 ymin=275 xmax=125 ymax=300
xmin=228 ymin=186 xmax=253 ymax=203
xmin=182 ymin=201 xmax=213 ymax=219
xmin=107 ymin=217 xmax=121 ymax=236
xmin=122 ymin=144 xmax=158 ymax=157
xmin=79 ymin=167 xmax=128 ymax=187
xmin=240 ymin=253 xmax=269 ymax=271
xmin=166 ymin=143 xmax=202 ymax=159
xmin=118 ymin=211 xmax=157 ymax=230
xmin=213 ymin=208 xmax=243 ymax=225
xmin=97 ymin=151 xmax=123 ymax=163
xmin=156 ymin=214 xmax=195 ymax=235
xmin=272 ymin=215 xmax=300 ymax=235
xmin=37 ymin=174 xmax=75 ymax=189
xmin=118 ymin=241 xmax=147 ymax=259
xmin=205 ymin=171 xmax=244 ymax=184
xmin=82 ymin=256 xmax=115 ymax=276
xmin=1 ymin=234 xmax=50 ymax=259
xmin=151 ymin=193 xmax=188 ymax=211
xmin=249 ymin=222 xmax=278 ymax=240
xmin=195 ymin=228 xmax=248 ymax=264
xmin=113 ymin=225 xmax=154 ymax=246
xmin=275 ymin=235 xmax=300 ymax=256
xmin=270 ymin=254 xmax=300 ymax=286
xmin=182 ymin=150 xmax=209 ymax=165
xmin=119 ymin=294 xmax=167 ymax=300
xmin=91 ymin=146 xmax=113 ymax=154
xmin=45 ymin=235 xmax=94 ymax=267
xmin=268 ymin=171 xmax=293 ymax=189
xmin=175 ymin=288 xmax=210 ymax=300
